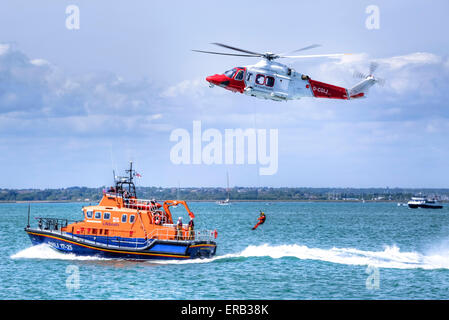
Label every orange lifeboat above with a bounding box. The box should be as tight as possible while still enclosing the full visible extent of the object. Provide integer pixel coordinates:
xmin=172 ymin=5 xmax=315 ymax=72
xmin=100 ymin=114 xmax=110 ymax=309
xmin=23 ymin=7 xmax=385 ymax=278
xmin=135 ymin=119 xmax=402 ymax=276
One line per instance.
xmin=25 ymin=162 xmax=217 ymax=260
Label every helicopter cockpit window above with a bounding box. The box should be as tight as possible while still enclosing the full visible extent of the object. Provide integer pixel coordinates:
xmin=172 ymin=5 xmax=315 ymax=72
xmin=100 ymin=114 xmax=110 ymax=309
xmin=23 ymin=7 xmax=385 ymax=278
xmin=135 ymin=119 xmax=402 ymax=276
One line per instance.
xmin=224 ymin=69 xmax=237 ymax=78
xmin=234 ymin=70 xmax=244 ymax=81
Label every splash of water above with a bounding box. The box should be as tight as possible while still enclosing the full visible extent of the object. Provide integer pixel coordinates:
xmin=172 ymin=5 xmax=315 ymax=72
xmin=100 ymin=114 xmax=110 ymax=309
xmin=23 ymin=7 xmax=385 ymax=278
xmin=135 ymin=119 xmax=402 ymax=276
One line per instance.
xmin=233 ymin=243 xmax=449 ymax=270
xmin=10 ymin=244 xmax=109 ymax=261
xmin=11 ymin=243 xmax=449 ymax=269
xmin=153 ymin=243 xmax=449 ymax=269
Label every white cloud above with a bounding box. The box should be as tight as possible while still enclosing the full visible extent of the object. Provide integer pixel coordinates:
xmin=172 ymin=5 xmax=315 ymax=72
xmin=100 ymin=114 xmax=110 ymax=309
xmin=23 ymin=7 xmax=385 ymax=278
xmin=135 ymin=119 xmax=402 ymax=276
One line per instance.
xmin=0 ymin=43 xmax=168 ymax=119
xmin=378 ymin=52 xmax=441 ymax=69
xmin=0 ymin=43 xmax=10 ymax=55
xmin=30 ymin=59 xmax=50 ymax=66
xmin=160 ymin=79 xmax=206 ymax=98
xmin=307 ymin=51 xmax=449 ymax=100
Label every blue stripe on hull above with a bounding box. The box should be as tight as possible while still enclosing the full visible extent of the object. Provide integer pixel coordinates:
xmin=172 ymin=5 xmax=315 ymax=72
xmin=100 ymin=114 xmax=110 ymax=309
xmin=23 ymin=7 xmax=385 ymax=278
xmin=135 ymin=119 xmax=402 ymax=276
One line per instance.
xmin=65 ymin=233 xmax=148 ymax=249
xmin=27 ymin=231 xmax=216 ymax=260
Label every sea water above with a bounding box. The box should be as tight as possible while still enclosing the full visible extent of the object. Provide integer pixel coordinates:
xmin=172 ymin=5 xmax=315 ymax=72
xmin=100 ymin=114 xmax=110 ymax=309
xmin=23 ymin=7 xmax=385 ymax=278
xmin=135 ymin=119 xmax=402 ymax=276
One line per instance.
xmin=2 ymin=201 xmax=449 ymax=299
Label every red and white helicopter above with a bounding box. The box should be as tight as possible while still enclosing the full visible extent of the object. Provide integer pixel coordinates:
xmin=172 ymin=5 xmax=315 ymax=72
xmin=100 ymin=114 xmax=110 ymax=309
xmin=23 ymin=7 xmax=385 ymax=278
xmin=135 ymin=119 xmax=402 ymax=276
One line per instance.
xmin=193 ymin=43 xmax=384 ymax=102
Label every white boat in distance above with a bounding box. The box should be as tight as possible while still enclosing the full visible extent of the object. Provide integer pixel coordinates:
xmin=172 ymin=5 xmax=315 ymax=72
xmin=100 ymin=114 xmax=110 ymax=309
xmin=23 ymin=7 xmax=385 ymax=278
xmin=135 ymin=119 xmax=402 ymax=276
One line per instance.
xmin=407 ymin=196 xmax=443 ymax=209
xmin=217 ymin=198 xmax=231 ymax=206
xmin=217 ymin=172 xmax=231 ymax=206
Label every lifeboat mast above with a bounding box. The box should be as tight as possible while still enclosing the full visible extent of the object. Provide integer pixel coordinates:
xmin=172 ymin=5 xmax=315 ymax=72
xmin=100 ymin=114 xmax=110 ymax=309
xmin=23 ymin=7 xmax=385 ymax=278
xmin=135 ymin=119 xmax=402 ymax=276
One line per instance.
xmin=113 ymin=161 xmax=137 ymax=199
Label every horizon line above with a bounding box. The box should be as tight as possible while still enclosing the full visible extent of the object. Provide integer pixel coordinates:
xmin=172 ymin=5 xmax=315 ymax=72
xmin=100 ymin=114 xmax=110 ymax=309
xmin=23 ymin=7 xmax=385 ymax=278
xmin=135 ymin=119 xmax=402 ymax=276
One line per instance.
xmin=2 ymin=186 xmax=449 ymax=191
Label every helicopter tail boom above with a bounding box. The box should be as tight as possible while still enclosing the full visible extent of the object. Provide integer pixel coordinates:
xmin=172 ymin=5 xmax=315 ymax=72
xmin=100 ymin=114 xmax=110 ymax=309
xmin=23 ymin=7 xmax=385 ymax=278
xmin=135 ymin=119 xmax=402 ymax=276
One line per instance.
xmin=308 ymin=79 xmax=350 ymax=100
xmin=308 ymin=75 xmax=380 ymax=100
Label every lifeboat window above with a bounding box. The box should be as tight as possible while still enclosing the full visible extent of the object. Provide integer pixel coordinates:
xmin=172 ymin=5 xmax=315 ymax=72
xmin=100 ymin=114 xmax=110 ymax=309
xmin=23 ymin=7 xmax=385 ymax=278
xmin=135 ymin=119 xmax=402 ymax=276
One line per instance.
xmin=86 ymin=211 xmax=93 ymax=219
xmin=266 ymin=76 xmax=275 ymax=87
xmin=94 ymin=211 xmax=102 ymax=219
xmin=92 ymin=228 xmax=97 ymax=235
xmin=129 ymin=215 xmax=136 ymax=224
xmin=103 ymin=212 xmax=111 ymax=220
xmin=256 ymin=74 xmax=266 ymax=85
xmin=104 ymin=229 xmax=109 ymax=236
xmin=234 ymin=70 xmax=244 ymax=81
xmin=121 ymin=214 xmax=127 ymax=223
xmin=99 ymin=229 xmax=103 ymax=235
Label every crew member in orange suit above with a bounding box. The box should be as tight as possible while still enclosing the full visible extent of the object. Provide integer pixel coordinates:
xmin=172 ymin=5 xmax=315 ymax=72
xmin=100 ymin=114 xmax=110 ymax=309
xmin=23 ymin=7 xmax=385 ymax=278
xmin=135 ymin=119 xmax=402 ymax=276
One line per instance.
xmin=252 ymin=211 xmax=266 ymax=230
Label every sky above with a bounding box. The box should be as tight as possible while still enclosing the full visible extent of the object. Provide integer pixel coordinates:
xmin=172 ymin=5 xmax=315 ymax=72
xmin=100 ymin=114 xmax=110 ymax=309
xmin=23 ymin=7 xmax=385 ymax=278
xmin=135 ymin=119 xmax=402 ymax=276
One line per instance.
xmin=0 ymin=0 xmax=449 ymax=189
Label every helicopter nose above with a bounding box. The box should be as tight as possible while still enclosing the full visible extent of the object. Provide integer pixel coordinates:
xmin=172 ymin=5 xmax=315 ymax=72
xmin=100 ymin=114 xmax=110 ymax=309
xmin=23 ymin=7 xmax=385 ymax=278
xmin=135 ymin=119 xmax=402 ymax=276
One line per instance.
xmin=206 ymin=74 xmax=229 ymax=87
xmin=206 ymin=75 xmax=220 ymax=85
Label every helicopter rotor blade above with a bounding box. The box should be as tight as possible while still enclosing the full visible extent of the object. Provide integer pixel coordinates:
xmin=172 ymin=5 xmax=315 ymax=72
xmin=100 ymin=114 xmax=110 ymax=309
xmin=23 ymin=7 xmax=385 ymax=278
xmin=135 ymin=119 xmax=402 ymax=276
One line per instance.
xmin=193 ymin=43 xmax=352 ymax=61
xmin=280 ymin=53 xmax=350 ymax=59
xmin=353 ymin=71 xmax=367 ymax=79
xmin=369 ymin=62 xmax=379 ymax=75
xmin=211 ymin=43 xmax=264 ymax=56
xmin=279 ymin=44 xmax=322 ymax=56
xmin=191 ymin=50 xmax=261 ymax=57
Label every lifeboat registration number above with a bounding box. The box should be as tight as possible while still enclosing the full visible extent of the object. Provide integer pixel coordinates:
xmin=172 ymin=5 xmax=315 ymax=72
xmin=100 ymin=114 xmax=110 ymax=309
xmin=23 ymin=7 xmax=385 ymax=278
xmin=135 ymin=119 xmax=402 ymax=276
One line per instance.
xmin=48 ymin=241 xmax=73 ymax=251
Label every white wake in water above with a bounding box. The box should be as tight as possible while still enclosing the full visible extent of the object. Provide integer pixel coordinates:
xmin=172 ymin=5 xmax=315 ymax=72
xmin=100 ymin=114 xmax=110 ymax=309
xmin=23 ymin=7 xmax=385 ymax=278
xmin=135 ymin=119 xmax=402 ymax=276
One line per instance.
xmin=227 ymin=243 xmax=449 ymax=270
xmin=155 ymin=243 xmax=449 ymax=269
xmin=11 ymin=243 xmax=449 ymax=269
xmin=10 ymin=244 xmax=109 ymax=261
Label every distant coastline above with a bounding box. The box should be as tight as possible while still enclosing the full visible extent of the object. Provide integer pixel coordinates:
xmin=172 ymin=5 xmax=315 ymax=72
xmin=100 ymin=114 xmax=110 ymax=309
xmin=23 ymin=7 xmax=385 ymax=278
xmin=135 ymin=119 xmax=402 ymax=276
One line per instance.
xmin=0 ymin=186 xmax=449 ymax=203
xmin=1 ymin=186 xmax=448 ymax=203
xmin=2 ymin=199 xmax=443 ymax=204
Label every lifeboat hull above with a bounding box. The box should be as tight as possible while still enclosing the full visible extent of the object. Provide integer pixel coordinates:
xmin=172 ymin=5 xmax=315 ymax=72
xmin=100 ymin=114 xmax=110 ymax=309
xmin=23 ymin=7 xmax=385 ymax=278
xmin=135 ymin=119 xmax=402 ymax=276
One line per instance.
xmin=25 ymin=228 xmax=217 ymax=260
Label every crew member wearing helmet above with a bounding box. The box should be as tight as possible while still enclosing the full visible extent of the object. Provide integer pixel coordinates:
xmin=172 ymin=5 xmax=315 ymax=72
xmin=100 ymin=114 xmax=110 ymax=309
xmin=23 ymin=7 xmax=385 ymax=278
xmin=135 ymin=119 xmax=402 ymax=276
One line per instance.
xmin=176 ymin=217 xmax=183 ymax=240
xmin=252 ymin=211 xmax=266 ymax=230
xmin=188 ymin=217 xmax=195 ymax=240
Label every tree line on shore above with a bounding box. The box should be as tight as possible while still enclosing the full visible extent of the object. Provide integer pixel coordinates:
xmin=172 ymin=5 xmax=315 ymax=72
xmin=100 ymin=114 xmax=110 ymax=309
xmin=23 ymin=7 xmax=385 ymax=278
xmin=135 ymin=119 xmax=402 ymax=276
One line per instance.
xmin=1 ymin=186 xmax=448 ymax=202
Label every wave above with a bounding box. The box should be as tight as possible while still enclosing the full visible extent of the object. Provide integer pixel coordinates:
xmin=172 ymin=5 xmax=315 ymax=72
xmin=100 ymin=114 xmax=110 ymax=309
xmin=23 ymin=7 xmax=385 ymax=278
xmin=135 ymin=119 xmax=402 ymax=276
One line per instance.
xmin=11 ymin=243 xmax=449 ymax=269
xmin=10 ymin=244 xmax=110 ymax=261
xmin=231 ymin=243 xmax=449 ymax=270
xmin=155 ymin=243 xmax=449 ymax=269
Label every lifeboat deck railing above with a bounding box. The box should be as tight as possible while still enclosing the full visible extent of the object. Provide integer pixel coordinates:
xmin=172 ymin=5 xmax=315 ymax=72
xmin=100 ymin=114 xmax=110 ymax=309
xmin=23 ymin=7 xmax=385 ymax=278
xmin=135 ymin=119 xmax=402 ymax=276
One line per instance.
xmin=123 ymin=198 xmax=160 ymax=211
xmin=145 ymin=227 xmax=217 ymax=242
xmin=104 ymin=192 xmax=160 ymax=211
xmin=31 ymin=218 xmax=147 ymax=249
xmin=30 ymin=217 xmax=216 ymax=250
xmin=33 ymin=217 xmax=72 ymax=232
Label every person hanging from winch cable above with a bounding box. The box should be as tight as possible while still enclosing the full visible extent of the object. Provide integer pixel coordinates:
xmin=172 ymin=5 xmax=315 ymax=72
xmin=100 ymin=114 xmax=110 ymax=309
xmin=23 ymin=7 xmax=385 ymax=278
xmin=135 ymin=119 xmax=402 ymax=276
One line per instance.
xmin=252 ymin=211 xmax=266 ymax=230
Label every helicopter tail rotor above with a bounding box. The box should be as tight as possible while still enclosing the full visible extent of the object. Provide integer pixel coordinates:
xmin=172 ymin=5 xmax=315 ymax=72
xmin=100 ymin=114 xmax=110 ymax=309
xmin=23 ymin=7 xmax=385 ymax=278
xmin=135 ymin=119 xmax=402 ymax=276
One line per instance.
xmin=349 ymin=62 xmax=385 ymax=98
xmin=353 ymin=62 xmax=385 ymax=87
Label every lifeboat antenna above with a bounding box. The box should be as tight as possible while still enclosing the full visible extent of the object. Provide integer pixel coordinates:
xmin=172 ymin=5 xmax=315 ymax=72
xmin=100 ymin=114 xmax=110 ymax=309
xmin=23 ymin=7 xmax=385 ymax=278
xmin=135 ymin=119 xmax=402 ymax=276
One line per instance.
xmin=126 ymin=161 xmax=134 ymax=183
xmin=27 ymin=203 xmax=31 ymax=228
